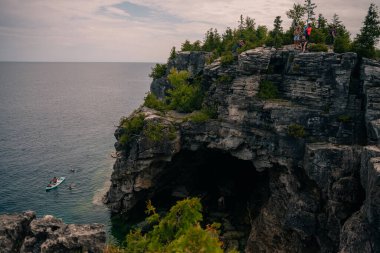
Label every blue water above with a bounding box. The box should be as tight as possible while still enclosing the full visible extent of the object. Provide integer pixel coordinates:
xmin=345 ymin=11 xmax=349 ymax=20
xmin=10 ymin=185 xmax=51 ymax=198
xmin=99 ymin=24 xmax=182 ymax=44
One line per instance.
xmin=0 ymin=62 xmax=153 ymax=227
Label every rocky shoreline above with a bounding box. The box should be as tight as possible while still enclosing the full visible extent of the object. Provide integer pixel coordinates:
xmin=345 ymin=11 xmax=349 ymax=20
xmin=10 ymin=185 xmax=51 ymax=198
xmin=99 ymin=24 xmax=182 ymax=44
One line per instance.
xmin=0 ymin=211 xmax=105 ymax=253
xmin=105 ymin=48 xmax=380 ymax=252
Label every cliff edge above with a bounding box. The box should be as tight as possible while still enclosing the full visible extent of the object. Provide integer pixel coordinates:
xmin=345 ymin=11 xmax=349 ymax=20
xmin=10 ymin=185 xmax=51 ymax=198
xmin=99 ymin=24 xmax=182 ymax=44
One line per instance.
xmin=106 ymin=48 xmax=380 ymax=253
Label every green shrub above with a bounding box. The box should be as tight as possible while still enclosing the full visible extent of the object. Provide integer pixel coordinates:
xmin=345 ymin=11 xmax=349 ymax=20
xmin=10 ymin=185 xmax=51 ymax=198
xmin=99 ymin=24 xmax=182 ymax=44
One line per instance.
xmin=149 ymin=63 xmax=167 ymax=80
xmin=143 ymin=93 xmax=168 ymax=112
xmin=143 ymin=121 xmax=176 ymax=142
xmin=220 ymin=52 xmax=235 ymax=66
xmin=308 ymin=43 xmax=328 ymax=52
xmin=216 ymin=74 xmax=234 ymax=85
xmin=333 ymin=33 xmax=351 ymax=53
xmin=121 ymin=198 xmax=225 ymax=253
xmin=287 ymin=124 xmax=305 ymax=138
xmin=167 ymin=68 xmax=203 ymax=113
xmin=186 ymin=111 xmax=210 ymax=123
xmin=338 ymin=114 xmax=352 ymax=123
xmin=257 ymin=80 xmax=279 ymax=99
xmin=119 ymin=114 xmax=145 ymax=146
xmin=310 ymin=28 xmax=327 ymax=44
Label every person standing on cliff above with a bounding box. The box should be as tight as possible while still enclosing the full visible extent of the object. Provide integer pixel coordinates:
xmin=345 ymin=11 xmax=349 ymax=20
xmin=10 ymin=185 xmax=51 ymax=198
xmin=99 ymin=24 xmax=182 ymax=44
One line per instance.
xmin=293 ymin=23 xmax=302 ymax=49
xmin=305 ymin=23 xmax=312 ymax=42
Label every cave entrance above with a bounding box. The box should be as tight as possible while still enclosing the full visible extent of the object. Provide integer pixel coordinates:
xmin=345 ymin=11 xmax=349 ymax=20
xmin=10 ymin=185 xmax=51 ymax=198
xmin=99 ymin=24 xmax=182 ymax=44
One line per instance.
xmin=150 ymin=149 xmax=270 ymax=250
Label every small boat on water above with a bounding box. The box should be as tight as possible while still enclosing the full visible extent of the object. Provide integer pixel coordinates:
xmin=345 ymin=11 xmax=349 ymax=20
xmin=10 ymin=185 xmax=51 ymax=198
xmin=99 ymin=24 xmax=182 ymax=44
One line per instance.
xmin=46 ymin=177 xmax=65 ymax=191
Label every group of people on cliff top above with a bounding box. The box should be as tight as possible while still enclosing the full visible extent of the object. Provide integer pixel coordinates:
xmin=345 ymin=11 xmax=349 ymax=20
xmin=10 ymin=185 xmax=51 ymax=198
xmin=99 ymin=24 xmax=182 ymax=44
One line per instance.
xmin=293 ymin=23 xmax=312 ymax=52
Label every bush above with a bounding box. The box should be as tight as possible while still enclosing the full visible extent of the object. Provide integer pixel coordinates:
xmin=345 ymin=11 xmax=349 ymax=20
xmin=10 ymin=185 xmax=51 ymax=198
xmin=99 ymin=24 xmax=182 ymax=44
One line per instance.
xmin=113 ymin=198 xmax=227 ymax=253
xmin=287 ymin=124 xmax=305 ymax=138
xmin=308 ymin=43 xmax=328 ymax=52
xmin=119 ymin=114 xmax=145 ymax=146
xmin=149 ymin=63 xmax=167 ymax=80
xmin=167 ymin=69 xmax=203 ymax=113
xmin=333 ymin=33 xmax=351 ymax=53
xmin=143 ymin=93 xmax=168 ymax=112
xmin=310 ymin=28 xmax=327 ymax=44
xmin=143 ymin=121 xmax=176 ymax=142
xmin=257 ymin=80 xmax=279 ymax=99
xmin=338 ymin=114 xmax=352 ymax=123
xmin=220 ymin=51 xmax=235 ymax=66
xmin=185 ymin=105 xmax=218 ymax=123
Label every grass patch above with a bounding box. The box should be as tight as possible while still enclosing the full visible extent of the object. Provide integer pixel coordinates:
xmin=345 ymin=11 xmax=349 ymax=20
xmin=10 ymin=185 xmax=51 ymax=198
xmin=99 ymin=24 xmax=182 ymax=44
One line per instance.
xmin=257 ymin=80 xmax=278 ymax=99
xmin=143 ymin=121 xmax=177 ymax=142
xmin=308 ymin=44 xmax=328 ymax=52
xmin=119 ymin=114 xmax=145 ymax=146
xmin=287 ymin=124 xmax=305 ymax=138
xmin=143 ymin=93 xmax=168 ymax=112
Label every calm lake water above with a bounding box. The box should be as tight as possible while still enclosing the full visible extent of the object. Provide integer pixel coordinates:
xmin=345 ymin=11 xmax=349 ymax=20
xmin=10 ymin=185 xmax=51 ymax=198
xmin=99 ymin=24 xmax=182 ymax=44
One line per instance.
xmin=0 ymin=62 xmax=153 ymax=231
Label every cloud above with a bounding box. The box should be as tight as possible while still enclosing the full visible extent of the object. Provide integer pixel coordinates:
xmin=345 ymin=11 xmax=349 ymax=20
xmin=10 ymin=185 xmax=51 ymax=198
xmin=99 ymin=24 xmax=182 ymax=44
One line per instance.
xmin=0 ymin=0 xmax=376 ymax=62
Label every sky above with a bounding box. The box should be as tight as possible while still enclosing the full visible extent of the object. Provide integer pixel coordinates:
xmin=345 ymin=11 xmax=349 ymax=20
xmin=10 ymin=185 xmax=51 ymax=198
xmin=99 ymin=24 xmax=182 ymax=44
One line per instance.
xmin=0 ymin=0 xmax=377 ymax=62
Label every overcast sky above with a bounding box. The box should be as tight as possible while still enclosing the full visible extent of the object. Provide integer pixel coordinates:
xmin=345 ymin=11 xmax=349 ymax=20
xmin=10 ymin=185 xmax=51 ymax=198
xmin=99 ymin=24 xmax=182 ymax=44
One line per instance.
xmin=0 ymin=0 xmax=377 ymax=62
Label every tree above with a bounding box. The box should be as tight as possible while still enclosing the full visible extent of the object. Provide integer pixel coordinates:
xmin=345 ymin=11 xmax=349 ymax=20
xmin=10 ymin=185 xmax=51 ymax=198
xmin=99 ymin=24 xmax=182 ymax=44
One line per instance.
xmin=352 ymin=3 xmax=380 ymax=58
xmin=122 ymin=198 xmax=230 ymax=253
xmin=268 ymin=16 xmax=284 ymax=48
xmin=181 ymin=40 xmax=192 ymax=51
xmin=304 ymin=0 xmax=317 ymax=23
xmin=286 ymin=3 xmax=306 ymax=26
xmin=169 ymin=46 xmax=176 ymax=60
xmin=332 ymin=13 xmax=342 ymax=28
xmin=203 ymin=28 xmax=221 ymax=52
xmin=317 ymin=14 xmax=327 ymax=29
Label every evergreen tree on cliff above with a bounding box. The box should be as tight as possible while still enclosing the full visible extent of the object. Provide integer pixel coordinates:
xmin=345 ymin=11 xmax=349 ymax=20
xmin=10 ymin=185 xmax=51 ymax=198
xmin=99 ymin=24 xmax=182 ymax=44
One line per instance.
xmin=352 ymin=3 xmax=380 ymax=58
xmin=304 ymin=0 xmax=317 ymax=23
xmin=286 ymin=3 xmax=306 ymax=26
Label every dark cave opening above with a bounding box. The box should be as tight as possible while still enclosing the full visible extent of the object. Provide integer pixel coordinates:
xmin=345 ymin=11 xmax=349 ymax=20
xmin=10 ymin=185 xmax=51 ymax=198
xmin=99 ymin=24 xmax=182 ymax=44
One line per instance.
xmin=149 ymin=149 xmax=271 ymax=250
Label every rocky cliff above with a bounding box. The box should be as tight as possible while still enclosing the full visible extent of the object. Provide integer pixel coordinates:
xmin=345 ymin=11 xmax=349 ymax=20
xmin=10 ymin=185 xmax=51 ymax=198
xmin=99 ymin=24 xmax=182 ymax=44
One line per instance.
xmin=0 ymin=211 xmax=105 ymax=253
xmin=105 ymin=48 xmax=380 ymax=253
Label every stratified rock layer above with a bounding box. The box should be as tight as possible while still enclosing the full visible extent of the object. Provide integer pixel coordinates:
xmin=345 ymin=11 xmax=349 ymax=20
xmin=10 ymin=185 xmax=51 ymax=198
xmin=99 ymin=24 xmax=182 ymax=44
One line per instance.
xmin=106 ymin=48 xmax=380 ymax=253
xmin=0 ymin=211 xmax=105 ymax=253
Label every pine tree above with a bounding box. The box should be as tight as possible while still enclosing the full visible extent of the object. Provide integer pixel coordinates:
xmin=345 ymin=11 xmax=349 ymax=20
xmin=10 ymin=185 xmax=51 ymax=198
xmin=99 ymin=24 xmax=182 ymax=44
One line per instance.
xmin=317 ymin=14 xmax=327 ymax=29
xmin=169 ymin=46 xmax=176 ymax=60
xmin=286 ymin=3 xmax=306 ymax=26
xmin=271 ymin=16 xmax=283 ymax=48
xmin=304 ymin=0 xmax=317 ymax=23
xmin=352 ymin=3 xmax=380 ymax=58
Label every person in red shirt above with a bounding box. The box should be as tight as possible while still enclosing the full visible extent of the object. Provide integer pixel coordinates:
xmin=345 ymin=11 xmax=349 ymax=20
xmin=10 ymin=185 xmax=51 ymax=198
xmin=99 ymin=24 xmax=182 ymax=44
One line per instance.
xmin=305 ymin=23 xmax=312 ymax=41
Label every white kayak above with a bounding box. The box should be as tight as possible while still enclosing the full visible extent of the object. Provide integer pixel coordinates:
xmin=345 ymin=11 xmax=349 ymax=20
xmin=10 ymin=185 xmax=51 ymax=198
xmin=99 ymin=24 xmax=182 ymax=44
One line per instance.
xmin=46 ymin=177 xmax=65 ymax=191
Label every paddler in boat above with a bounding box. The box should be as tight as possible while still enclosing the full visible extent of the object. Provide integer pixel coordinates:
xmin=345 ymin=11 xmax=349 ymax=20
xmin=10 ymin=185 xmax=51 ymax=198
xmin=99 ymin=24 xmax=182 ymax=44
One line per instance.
xmin=51 ymin=177 xmax=58 ymax=184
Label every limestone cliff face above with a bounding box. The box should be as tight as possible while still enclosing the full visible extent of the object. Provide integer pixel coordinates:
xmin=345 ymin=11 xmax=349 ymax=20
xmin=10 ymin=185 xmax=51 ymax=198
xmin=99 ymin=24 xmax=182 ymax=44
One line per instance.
xmin=0 ymin=211 xmax=105 ymax=253
xmin=106 ymin=48 xmax=380 ymax=253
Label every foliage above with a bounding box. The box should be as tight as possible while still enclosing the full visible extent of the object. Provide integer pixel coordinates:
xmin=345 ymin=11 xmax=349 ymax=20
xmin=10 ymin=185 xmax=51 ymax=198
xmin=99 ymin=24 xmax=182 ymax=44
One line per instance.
xmin=181 ymin=40 xmax=202 ymax=51
xmin=308 ymin=43 xmax=328 ymax=52
xmin=143 ymin=121 xmax=176 ymax=142
xmin=143 ymin=93 xmax=168 ymax=112
xmin=288 ymin=124 xmax=306 ymax=138
xmin=333 ymin=31 xmax=351 ymax=53
xmin=186 ymin=106 xmax=218 ymax=123
xmin=317 ymin=14 xmax=327 ymax=29
xmin=220 ymin=51 xmax=235 ymax=66
xmin=309 ymin=28 xmax=326 ymax=44
xmin=257 ymin=80 xmax=279 ymax=99
xmin=338 ymin=114 xmax=352 ymax=123
xmin=217 ymin=74 xmax=234 ymax=85
xmin=286 ymin=3 xmax=306 ymax=26
xmin=268 ymin=16 xmax=284 ymax=48
xmin=167 ymin=68 xmax=202 ymax=113
xmin=304 ymin=0 xmax=317 ymax=23
xmin=202 ymin=28 xmax=222 ymax=52
xmin=121 ymin=198 xmax=224 ymax=253
xmin=149 ymin=63 xmax=167 ymax=80
xmin=352 ymin=3 xmax=380 ymax=58
xmin=119 ymin=114 xmax=145 ymax=146
xmin=169 ymin=46 xmax=176 ymax=60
